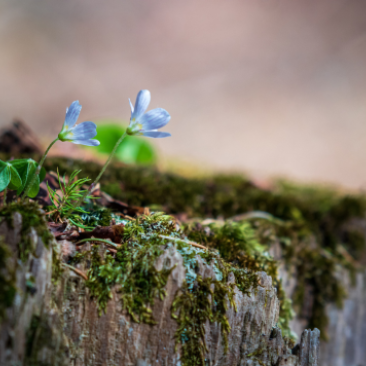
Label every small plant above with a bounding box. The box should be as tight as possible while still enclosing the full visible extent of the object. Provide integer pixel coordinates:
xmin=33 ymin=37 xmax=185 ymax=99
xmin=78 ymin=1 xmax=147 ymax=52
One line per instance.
xmin=82 ymin=90 xmax=171 ymax=201
xmin=21 ymin=100 xmax=100 ymax=200
xmin=0 ymin=158 xmax=46 ymax=203
xmin=0 ymin=90 xmax=172 ymax=216
xmin=46 ymin=169 xmax=95 ymax=227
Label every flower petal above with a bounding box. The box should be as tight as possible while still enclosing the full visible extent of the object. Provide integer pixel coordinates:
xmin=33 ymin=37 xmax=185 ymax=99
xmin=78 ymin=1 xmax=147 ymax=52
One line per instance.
xmin=70 ymin=121 xmax=98 ymax=140
xmin=71 ymin=139 xmax=100 ymax=146
xmin=139 ymin=108 xmax=171 ymax=130
xmin=65 ymin=101 xmax=82 ymax=128
xmin=141 ymin=131 xmax=171 ymax=138
xmin=129 ymin=98 xmax=134 ymax=114
xmin=131 ymin=90 xmax=151 ymax=120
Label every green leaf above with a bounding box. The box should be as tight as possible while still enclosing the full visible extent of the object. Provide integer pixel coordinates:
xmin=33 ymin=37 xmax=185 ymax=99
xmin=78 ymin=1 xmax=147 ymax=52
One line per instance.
xmin=10 ymin=158 xmax=44 ymax=197
xmin=9 ymin=165 xmax=22 ymax=189
xmin=85 ymin=122 xmax=157 ymax=165
xmin=0 ymin=163 xmax=10 ymax=192
xmin=9 ymin=159 xmax=32 ymax=194
xmin=39 ymin=167 xmax=46 ymax=183
xmin=25 ymin=161 xmax=40 ymax=198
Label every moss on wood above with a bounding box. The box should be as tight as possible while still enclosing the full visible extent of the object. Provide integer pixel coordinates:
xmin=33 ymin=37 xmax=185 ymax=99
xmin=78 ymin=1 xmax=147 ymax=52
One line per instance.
xmin=0 ymin=238 xmax=16 ymax=321
xmin=0 ymin=201 xmax=53 ymax=262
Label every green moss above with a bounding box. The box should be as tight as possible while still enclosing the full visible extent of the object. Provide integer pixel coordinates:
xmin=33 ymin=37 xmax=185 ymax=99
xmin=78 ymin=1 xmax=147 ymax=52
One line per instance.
xmin=25 ymin=313 xmax=64 ymax=366
xmin=76 ymin=214 xmax=271 ymax=365
xmin=182 ymin=220 xmax=295 ymax=339
xmin=41 ymin=158 xmax=366 ymax=255
xmin=80 ymin=207 xmax=112 ymax=227
xmin=0 ymin=238 xmax=16 ymax=321
xmin=86 ymin=213 xmax=179 ymax=319
xmin=291 ymin=246 xmax=347 ymax=340
xmin=16 ymin=156 xmax=366 ymax=343
xmin=0 ymin=201 xmax=53 ymax=262
xmin=172 ymin=276 xmax=235 ymax=366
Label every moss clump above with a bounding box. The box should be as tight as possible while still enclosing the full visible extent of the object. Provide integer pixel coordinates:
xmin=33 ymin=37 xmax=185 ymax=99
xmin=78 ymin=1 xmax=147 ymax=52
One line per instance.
xmin=291 ymin=246 xmax=347 ymax=340
xmin=76 ymin=213 xmax=276 ymax=365
xmin=34 ymin=156 xmax=366 ymax=341
xmin=182 ymin=220 xmax=295 ymax=339
xmin=86 ymin=213 xmax=179 ymax=319
xmin=0 ymin=238 xmax=16 ymax=321
xmin=87 ymin=234 xmax=172 ymax=321
xmin=80 ymin=207 xmax=112 ymax=227
xmin=172 ymin=276 xmax=236 ymax=366
xmin=25 ymin=313 xmax=64 ymax=366
xmin=0 ymin=201 xmax=53 ymax=262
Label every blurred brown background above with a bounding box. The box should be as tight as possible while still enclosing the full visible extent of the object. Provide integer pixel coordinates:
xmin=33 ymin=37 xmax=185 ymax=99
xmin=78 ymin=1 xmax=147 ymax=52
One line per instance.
xmin=1 ymin=0 xmax=366 ymax=188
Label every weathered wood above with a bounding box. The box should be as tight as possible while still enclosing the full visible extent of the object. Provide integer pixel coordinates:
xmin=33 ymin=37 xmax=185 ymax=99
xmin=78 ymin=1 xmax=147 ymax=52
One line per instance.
xmin=271 ymin=238 xmax=366 ymax=366
xmin=0 ymin=216 xmax=320 ymax=366
xmin=0 ymin=121 xmax=42 ymax=155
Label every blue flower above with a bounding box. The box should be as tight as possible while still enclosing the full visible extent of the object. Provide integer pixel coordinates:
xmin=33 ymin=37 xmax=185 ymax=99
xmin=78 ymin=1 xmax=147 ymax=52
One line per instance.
xmin=126 ymin=90 xmax=171 ymax=138
xmin=58 ymin=101 xmax=100 ymax=146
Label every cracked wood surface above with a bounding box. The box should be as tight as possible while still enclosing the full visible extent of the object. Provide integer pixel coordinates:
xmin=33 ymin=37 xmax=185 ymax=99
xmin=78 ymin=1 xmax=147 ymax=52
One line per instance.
xmin=0 ymin=215 xmax=320 ymax=366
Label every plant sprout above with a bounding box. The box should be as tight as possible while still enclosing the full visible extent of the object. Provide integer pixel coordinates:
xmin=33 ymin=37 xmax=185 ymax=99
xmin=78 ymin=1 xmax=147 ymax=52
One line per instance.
xmin=22 ymin=101 xmax=99 ymax=199
xmin=80 ymin=89 xmax=171 ymax=203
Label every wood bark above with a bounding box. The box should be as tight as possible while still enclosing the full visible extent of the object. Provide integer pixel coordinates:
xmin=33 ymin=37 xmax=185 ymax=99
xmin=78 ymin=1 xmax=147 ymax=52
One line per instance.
xmin=271 ymin=239 xmax=366 ymax=366
xmin=0 ymin=214 xmax=319 ymax=366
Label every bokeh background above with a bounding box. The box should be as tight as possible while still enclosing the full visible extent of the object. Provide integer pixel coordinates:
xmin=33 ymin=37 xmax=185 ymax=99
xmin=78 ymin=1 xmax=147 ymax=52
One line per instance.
xmin=1 ymin=0 xmax=366 ymax=188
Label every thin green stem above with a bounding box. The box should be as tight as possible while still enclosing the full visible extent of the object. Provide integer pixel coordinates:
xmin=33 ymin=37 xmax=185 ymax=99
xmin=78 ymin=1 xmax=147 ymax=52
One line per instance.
xmin=77 ymin=131 xmax=127 ymax=205
xmin=22 ymin=138 xmax=59 ymax=199
xmin=3 ymin=187 xmax=7 ymax=206
xmin=94 ymin=131 xmax=127 ymax=187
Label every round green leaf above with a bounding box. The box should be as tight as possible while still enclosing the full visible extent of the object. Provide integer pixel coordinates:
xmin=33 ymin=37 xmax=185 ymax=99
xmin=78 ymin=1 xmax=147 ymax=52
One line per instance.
xmin=27 ymin=175 xmax=41 ymax=198
xmin=9 ymin=158 xmax=43 ymax=197
xmin=0 ymin=165 xmax=10 ymax=192
xmin=90 ymin=121 xmax=157 ymax=165
xmin=9 ymin=165 xmax=22 ymax=189
xmin=9 ymin=159 xmax=32 ymax=193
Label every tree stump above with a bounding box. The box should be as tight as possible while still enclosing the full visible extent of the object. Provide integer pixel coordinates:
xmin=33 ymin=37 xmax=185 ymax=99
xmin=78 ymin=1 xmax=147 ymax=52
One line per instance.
xmin=0 ymin=212 xmax=319 ymax=366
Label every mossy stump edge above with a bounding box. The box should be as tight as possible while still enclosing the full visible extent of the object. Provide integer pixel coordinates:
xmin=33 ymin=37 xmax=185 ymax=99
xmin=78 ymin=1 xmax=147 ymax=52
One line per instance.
xmin=0 ymin=210 xmax=320 ymax=366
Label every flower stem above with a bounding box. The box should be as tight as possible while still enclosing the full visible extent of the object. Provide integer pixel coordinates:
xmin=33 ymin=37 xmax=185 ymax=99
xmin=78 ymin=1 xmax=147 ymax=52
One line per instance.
xmin=3 ymin=187 xmax=7 ymax=206
xmin=22 ymin=138 xmax=59 ymax=200
xmin=77 ymin=131 xmax=127 ymax=205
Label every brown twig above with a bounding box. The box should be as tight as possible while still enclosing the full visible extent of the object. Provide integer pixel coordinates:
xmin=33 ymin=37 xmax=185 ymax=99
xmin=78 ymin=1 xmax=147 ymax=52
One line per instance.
xmin=159 ymin=235 xmax=208 ymax=250
xmin=124 ymin=215 xmax=136 ymax=221
xmin=75 ymin=237 xmax=120 ymax=248
xmin=45 ymin=209 xmax=58 ymax=216
xmin=62 ymin=263 xmax=88 ymax=280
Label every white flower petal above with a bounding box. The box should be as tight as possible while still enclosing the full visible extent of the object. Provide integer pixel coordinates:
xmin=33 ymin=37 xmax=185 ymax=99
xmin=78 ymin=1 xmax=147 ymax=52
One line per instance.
xmin=141 ymin=131 xmax=171 ymax=138
xmin=139 ymin=108 xmax=171 ymax=130
xmin=72 ymin=139 xmax=100 ymax=146
xmin=131 ymin=90 xmax=151 ymax=121
xmin=70 ymin=121 xmax=98 ymax=140
xmin=64 ymin=101 xmax=82 ymax=128
xmin=129 ymin=98 xmax=134 ymax=115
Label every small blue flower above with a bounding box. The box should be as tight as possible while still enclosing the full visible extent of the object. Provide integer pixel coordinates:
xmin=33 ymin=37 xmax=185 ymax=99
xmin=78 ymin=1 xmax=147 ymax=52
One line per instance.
xmin=58 ymin=101 xmax=100 ymax=146
xmin=126 ymin=90 xmax=171 ymax=138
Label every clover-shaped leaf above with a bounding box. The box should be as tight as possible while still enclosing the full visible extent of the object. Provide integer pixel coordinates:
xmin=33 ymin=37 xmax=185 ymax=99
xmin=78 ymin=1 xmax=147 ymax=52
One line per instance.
xmin=0 ymin=160 xmax=22 ymax=192
xmin=9 ymin=159 xmax=46 ymax=198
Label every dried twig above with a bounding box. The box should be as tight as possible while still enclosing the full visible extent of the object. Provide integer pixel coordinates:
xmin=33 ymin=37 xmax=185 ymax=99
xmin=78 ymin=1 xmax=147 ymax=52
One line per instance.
xmin=159 ymin=235 xmax=208 ymax=250
xmin=124 ymin=215 xmax=136 ymax=221
xmin=62 ymin=263 xmax=88 ymax=280
xmin=75 ymin=237 xmax=120 ymax=248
